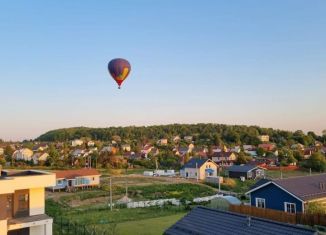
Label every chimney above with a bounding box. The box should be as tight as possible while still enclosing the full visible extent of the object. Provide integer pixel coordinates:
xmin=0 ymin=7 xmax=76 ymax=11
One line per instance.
xmin=247 ymin=216 xmax=251 ymax=227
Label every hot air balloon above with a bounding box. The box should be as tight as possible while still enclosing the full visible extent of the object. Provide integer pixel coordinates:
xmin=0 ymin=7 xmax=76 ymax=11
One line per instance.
xmin=108 ymin=58 xmax=131 ymax=89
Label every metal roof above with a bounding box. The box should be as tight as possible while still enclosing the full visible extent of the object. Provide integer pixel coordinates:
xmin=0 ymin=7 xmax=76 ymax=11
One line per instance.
xmin=182 ymin=158 xmax=208 ymax=169
xmin=249 ymin=174 xmax=326 ymax=201
xmin=227 ymin=164 xmax=259 ymax=173
xmin=164 ymin=207 xmax=317 ymax=235
xmin=273 ymin=174 xmax=326 ymax=201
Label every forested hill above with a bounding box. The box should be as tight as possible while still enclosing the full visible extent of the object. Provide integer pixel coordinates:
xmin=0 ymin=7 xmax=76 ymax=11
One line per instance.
xmin=36 ymin=124 xmax=323 ymax=147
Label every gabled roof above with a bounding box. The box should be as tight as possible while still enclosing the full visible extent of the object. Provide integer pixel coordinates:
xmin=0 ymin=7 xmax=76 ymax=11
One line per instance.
xmin=182 ymin=158 xmax=210 ymax=169
xmin=247 ymin=174 xmax=326 ymax=201
xmin=274 ymin=174 xmax=326 ymax=201
xmin=227 ymin=164 xmax=260 ymax=173
xmin=164 ymin=207 xmax=316 ymax=235
xmin=55 ymin=169 xmax=100 ymax=179
xmin=212 ymin=152 xmax=235 ymax=158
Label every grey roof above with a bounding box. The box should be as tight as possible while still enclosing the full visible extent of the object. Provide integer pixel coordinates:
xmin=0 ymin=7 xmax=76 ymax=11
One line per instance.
xmin=273 ymin=174 xmax=326 ymax=201
xmin=182 ymin=158 xmax=208 ymax=169
xmin=212 ymin=152 xmax=234 ymax=158
xmin=164 ymin=207 xmax=316 ymax=235
xmin=250 ymin=178 xmax=271 ymax=190
xmin=227 ymin=164 xmax=259 ymax=173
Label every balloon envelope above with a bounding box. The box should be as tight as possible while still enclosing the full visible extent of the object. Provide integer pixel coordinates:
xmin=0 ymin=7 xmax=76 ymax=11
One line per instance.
xmin=108 ymin=58 xmax=131 ymax=88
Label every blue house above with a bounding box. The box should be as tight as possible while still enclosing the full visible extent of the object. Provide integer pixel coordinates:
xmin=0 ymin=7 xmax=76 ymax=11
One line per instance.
xmin=246 ymin=174 xmax=326 ymax=213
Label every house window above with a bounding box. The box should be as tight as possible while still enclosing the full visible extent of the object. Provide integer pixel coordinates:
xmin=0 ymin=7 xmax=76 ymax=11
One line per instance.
xmin=255 ymin=198 xmax=266 ymax=208
xmin=92 ymin=177 xmax=95 ymax=181
xmin=284 ymin=202 xmax=296 ymax=213
xmin=57 ymin=180 xmax=63 ymax=185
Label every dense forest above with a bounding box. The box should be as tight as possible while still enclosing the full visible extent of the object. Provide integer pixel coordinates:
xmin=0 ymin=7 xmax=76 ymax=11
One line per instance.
xmin=36 ymin=124 xmax=325 ymax=147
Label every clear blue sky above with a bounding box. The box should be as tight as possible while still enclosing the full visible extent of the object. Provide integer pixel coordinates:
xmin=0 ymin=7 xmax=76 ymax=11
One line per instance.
xmin=1 ymin=0 xmax=325 ymax=141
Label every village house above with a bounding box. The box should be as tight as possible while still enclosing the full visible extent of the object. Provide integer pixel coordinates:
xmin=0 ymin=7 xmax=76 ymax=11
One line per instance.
xmin=0 ymin=147 xmax=4 ymax=156
xmin=247 ymin=174 xmax=326 ymax=213
xmin=32 ymin=153 xmax=49 ymax=165
xmin=227 ymin=164 xmax=265 ymax=180
xmin=100 ymin=146 xmax=117 ymax=155
xmin=184 ymin=136 xmax=193 ymax=143
xmin=211 ymin=146 xmax=223 ymax=153
xmin=71 ymin=139 xmax=83 ymax=147
xmin=0 ymin=168 xmax=55 ymax=235
xmin=49 ymin=168 xmax=101 ymax=192
xmin=291 ymin=143 xmax=305 ymax=151
xmin=321 ymin=146 xmax=326 ymax=155
xmin=12 ymin=148 xmax=34 ymax=161
xmin=165 ymin=206 xmax=316 ymax=235
xmin=243 ymin=144 xmax=256 ymax=151
xmin=230 ymin=146 xmax=241 ymax=153
xmin=157 ymin=138 xmax=168 ymax=146
xmin=180 ymin=158 xmax=218 ymax=180
xmin=258 ymin=143 xmax=276 ymax=152
xmin=32 ymin=143 xmax=48 ymax=152
xmin=211 ymin=152 xmax=237 ymax=166
xmin=174 ymin=146 xmax=191 ymax=157
xmin=245 ymin=150 xmax=258 ymax=157
xmin=121 ymin=144 xmax=131 ymax=152
xmin=303 ymin=147 xmax=316 ymax=159
xmin=258 ymin=135 xmax=270 ymax=142
xmin=141 ymin=144 xmax=154 ymax=158
xmin=173 ymin=136 xmax=181 ymax=143
xmin=193 ymin=147 xmax=208 ymax=158
xmin=71 ymin=149 xmax=86 ymax=158
xmin=87 ymin=141 xmax=95 ymax=147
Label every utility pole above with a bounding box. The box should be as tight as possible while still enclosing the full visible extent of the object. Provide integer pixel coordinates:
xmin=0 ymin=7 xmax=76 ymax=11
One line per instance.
xmin=109 ymin=177 xmax=113 ymax=211
xmin=218 ymin=167 xmax=221 ymax=193
xmin=196 ymin=162 xmax=198 ymax=182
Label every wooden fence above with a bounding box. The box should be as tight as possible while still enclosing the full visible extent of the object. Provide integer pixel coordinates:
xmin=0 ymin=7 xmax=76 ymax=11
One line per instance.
xmin=266 ymin=165 xmax=299 ymax=171
xmin=229 ymin=204 xmax=326 ymax=226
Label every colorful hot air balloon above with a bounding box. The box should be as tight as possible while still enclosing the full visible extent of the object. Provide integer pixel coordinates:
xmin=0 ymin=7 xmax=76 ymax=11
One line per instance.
xmin=108 ymin=58 xmax=131 ymax=89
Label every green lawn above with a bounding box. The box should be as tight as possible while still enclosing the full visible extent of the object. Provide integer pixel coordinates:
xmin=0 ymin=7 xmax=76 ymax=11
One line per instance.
xmin=115 ymin=213 xmax=186 ymax=235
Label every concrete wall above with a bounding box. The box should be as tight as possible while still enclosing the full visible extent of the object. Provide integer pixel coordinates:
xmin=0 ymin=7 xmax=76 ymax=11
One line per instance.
xmin=0 ymin=220 xmax=7 ymax=235
xmin=0 ymin=172 xmax=55 ymax=194
xmin=29 ymin=188 xmax=45 ymax=216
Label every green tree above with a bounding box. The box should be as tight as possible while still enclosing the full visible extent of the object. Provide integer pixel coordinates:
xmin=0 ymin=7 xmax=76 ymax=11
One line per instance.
xmin=256 ymin=147 xmax=265 ymax=157
xmin=235 ymin=152 xmax=252 ymax=165
xmin=46 ymin=145 xmax=60 ymax=167
xmin=305 ymin=152 xmax=326 ymax=172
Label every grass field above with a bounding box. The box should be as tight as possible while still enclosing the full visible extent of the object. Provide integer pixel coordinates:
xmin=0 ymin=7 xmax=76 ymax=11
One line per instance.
xmin=115 ymin=213 xmax=185 ymax=235
xmin=47 ymin=198 xmax=187 ymax=235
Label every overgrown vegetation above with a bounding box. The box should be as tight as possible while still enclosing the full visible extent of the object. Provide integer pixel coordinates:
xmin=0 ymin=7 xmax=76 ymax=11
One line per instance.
xmin=37 ymin=124 xmax=326 ymax=147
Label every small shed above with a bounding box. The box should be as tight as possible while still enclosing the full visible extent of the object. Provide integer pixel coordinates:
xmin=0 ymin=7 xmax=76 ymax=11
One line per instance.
xmin=227 ymin=165 xmax=265 ymax=180
xmin=209 ymin=196 xmax=241 ymax=211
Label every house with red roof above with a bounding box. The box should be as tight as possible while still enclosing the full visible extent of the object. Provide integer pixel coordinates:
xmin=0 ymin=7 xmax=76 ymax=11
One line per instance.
xmin=258 ymin=143 xmax=276 ymax=152
xmin=49 ymin=168 xmax=101 ymax=192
